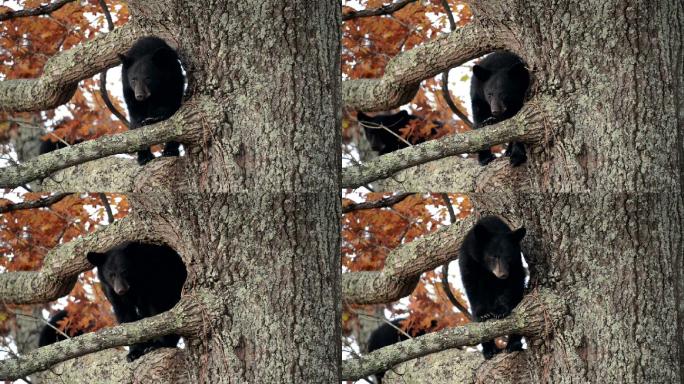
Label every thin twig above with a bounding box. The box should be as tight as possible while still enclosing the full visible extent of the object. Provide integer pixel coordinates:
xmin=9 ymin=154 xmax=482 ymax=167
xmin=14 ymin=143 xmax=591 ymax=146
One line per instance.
xmin=98 ymin=193 xmax=115 ymax=224
xmin=439 ymin=193 xmax=473 ymax=321
xmin=342 ymin=0 xmax=417 ymax=21
xmin=439 ymin=0 xmax=474 ymax=129
xmin=0 ymin=0 xmax=75 ymax=21
xmin=343 ymin=193 xmax=412 ymax=214
xmin=0 ymin=193 xmax=71 ymax=214
xmin=97 ymin=0 xmax=129 ymax=127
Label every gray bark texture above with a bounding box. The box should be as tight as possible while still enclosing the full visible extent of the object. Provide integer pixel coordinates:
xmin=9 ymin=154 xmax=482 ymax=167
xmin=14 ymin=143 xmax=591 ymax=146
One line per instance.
xmin=0 ymin=0 xmax=341 ymax=383
xmin=373 ymin=0 xmax=684 ymax=382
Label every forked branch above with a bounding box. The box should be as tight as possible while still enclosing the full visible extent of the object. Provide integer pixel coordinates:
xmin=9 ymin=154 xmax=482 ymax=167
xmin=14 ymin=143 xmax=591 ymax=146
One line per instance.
xmin=0 ymin=217 xmax=148 ymax=304
xmin=342 ymin=102 xmax=545 ymax=188
xmin=0 ymin=295 xmax=206 ymax=381
xmin=341 ymin=289 xmax=564 ymax=380
xmin=343 ymin=22 xmax=512 ymax=111
xmin=342 ymin=215 xmax=475 ymax=304
xmin=0 ymin=111 xmax=188 ymax=188
xmin=0 ymin=22 xmax=142 ymax=112
xmin=0 ymin=0 xmax=76 ymax=21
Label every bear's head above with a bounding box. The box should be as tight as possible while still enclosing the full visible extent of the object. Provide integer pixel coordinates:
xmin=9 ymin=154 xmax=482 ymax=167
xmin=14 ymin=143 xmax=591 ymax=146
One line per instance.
xmin=87 ymin=247 xmax=134 ymax=296
xmin=473 ymin=223 xmax=526 ymax=279
xmin=472 ymin=62 xmax=529 ymax=119
xmin=119 ymin=48 xmax=179 ymax=102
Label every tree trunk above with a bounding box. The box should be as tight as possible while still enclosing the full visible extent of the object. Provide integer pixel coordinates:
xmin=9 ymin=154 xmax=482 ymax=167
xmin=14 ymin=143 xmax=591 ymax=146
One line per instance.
xmin=129 ymin=1 xmax=341 ymax=381
xmin=383 ymin=0 xmax=684 ymax=382
xmin=18 ymin=1 xmax=342 ymax=382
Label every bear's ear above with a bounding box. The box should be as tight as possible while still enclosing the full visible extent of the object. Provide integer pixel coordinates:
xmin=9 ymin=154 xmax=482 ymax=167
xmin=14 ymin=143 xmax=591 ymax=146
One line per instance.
xmin=397 ymin=110 xmax=410 ymax=118
xmin=472 ymin=65 xmax=491 ymax=81
xmin=87 ymin=252 xmax=107 ymax=266
xmin=152 ymin=47 xmax=178 ymax=67
xmin=118 ymin=53 xmax=130 ymax=66
xmin=510 ymin=227 xmax=526 ymax=242
xmin=473 ymin=223 xmax=491 ymax=241
xmin=357 ymin=111 xmax=370 ymax=122
xmin=508 ymin=62 xmax=527 ymax=77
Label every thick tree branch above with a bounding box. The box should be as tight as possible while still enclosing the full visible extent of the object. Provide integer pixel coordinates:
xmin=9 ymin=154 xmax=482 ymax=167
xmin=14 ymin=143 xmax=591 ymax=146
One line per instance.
xmin=0 ymin=22 xmax=142 ymax=112
xmin=0 ymin=110 xmax=189 ymax=188
xmin=342 ymin=289 xmax=564 ymax=380
xmin=0 ymin=0 xmax=75 ymax=21
xmin=343 ymin=216 xmax=475 ymax=304
xmin=0 ymin=216 xmax=148 ymax=304
xmin=32 ymin=156 xmax=178 ymax=193
xmin=0 ymin=295 xmax=205 ymax=381
xmin=343 ymin=22 xmax=512 ymax=111
xmin=342 ymin=102 xmax=546 ymax=188
xmin=342 ymin=193 xmax=413 ymax=214
xmin=0 ymin=193 xmax=71 ymax=213
xmin=342 ymin=0 xmax=417 ymax=21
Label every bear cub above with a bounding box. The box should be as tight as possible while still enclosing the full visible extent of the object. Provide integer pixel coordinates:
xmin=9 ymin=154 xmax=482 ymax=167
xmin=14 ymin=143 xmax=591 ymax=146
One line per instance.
xmin=38 ymin=309 xmax=84 ymax=347
xmin=358 ymin=110 xmax=445 ymax=156
xmin=367 ymin=318 xmax=434 ymax=383
xmin=470 ymin=51 xmax=530 ymax=166
xmin=87 ymin=242 xmax=187 ymax=362
xmin=358 ymin=110 xmax=418 ymax=155
xmin=459 ymin=216 xmax=526 ymax=359
xmin=119 ymin=36 xmax=185 ymax=165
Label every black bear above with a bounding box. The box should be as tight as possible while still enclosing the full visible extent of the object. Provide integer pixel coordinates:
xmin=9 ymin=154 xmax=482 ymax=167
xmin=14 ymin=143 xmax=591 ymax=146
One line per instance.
xmin=119 ymin=36 xmax=185 ymax=165
xmin=358 ymin=110 xmax=418 ymax=155
xmin=367 ymin=318 xmax=434 ymax=382
xmin=470 ymin=51 xmax=530 ymax=166
xmin=87 ymin=242 xmax=187 ymax=361
xmin=39 ymin=138 xmax=82 ymax=155
xmin=459 ymin=216 xmax=526 ymax=359
xmin=37 ymin=309 xmax=84 ymax=347
xmin=358 ymin=111 xmax=445 ymax=155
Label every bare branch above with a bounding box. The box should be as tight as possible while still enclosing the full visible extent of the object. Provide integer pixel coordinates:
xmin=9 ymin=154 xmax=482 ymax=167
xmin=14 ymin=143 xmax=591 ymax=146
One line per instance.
xmin=442 ymin=69 xmax=473 ymax=129
xmin=342 ymin=0 xmax=417 ymax=21
xmin=438 ymin=0 xmax=473 ymax=129
xmin=0 ymin=216 xmax=148 ymax=305
xmin=343 ymin=22 xmax=512 ymax=111
xmin=0 ymin=112 xmax=187 ymax=188
xmin=343 ymin=216 xmax=475 ymax=305
xmin=342 ymin=102 xmax=545 ymax=189
xmin=439 ymin=193 xmax=473 ymax=320
xmin=342 ymin=193 xmax=413 ymax=214
xmin=0 ymin=0 xmax=75 ymax=21
xmin=341 ymin=289 xmax=564 ymax=380
xmin=98 ymin=193 xmax=115 ymax=223
xmin=0 ymin=294 xmax=205 ymax=381
xmin=97 ymin=0 xmax=130 ymax=127
xmin=0 ymin=193 xmax=71 ymax=214
xmin=0 ymin=22 xmax=143 ymax=112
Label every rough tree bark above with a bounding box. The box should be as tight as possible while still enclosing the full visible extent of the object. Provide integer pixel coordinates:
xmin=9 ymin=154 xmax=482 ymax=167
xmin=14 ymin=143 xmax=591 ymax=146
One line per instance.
xmin=352 ymin=0 xmax=683 ymax=383
xmin=0 ymin=1 xmax=341 ymax=383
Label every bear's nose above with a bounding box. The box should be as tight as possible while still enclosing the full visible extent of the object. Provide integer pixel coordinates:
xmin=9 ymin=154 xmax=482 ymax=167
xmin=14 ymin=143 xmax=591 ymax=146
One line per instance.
xmin=135 ymin=94 xmax=145 ymax=101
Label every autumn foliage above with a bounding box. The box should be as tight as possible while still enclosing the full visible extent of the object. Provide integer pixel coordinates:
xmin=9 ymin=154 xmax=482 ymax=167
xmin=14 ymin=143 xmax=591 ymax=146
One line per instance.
xmin=1 ymin=0 xmax=475 ymax=364
xmin=0 ymin=0 xmax=131 ymax=353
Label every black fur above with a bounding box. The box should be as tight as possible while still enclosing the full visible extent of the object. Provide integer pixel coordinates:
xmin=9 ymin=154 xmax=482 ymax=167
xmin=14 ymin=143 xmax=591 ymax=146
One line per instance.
xmin=367 ymin=319 xmax=432 ymax=382
xmin=358 ymin=111 xmax=442 ymax=155
xmin=470 ymin=51 xmax=530 ymax=166
xmin=459 ymin=216 xmax=526 ymax=359
xmin=119 ymin=36 xmax=185 ymax=165
xmin=39 ymin=139 xmax=82 ymax=155
xmin=37 ymin=310 xmax=84 ymax=347
xmin=87 ymin=242 xmax=187 ymax=362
